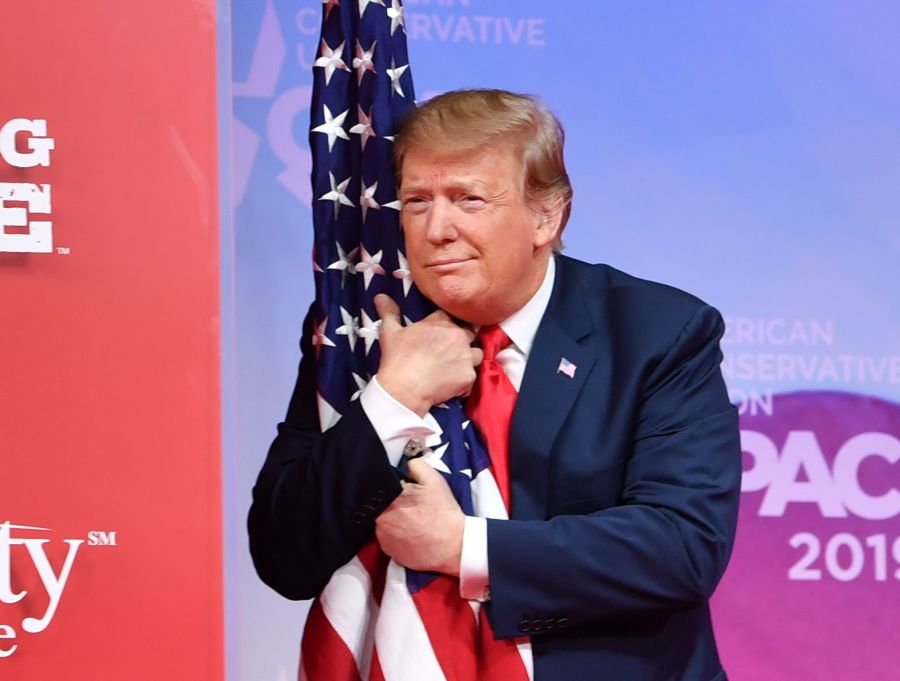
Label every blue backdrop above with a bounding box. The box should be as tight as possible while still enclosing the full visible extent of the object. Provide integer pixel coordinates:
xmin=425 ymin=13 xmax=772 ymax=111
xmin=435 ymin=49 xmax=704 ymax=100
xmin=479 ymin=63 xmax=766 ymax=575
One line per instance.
xmin=228 ymin=2 xmax=900 ymax=679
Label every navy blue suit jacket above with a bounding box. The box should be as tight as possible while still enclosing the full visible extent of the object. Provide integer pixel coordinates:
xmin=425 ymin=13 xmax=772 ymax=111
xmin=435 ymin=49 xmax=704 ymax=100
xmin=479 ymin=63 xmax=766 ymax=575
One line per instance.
xmin=249 ymin=255 xmax=742 ymax=681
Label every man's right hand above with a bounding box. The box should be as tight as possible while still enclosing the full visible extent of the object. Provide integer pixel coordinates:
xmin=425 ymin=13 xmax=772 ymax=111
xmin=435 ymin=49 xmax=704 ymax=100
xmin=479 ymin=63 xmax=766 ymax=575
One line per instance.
xmin=374 ymin=294 xmax=483 ymax=417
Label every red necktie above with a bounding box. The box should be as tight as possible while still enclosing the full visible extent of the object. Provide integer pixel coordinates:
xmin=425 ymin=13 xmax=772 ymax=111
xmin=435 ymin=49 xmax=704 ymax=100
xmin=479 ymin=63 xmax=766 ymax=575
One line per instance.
xmin=466 ymin=325 xmax=517 ymax=512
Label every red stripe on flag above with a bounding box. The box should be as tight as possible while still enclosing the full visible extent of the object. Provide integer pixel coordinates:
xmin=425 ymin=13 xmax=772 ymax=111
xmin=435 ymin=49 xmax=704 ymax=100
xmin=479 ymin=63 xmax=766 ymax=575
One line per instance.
xmin=368 ymin=647 xmax=386 ymax=681
xmin=301 ymin=600 xmax=362 ymax=681
xmin=357 ymin=540 xmax=389 ymax=603
xmin=478 ymin=609 xmax=530 ymax=681
xmin=411 ymin=575 xmax=479 ymax=681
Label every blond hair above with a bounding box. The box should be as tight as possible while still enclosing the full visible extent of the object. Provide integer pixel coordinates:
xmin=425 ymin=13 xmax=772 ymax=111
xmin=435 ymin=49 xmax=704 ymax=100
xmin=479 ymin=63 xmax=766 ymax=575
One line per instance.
xmin=394 ymin=89 xmax=573 ymax=249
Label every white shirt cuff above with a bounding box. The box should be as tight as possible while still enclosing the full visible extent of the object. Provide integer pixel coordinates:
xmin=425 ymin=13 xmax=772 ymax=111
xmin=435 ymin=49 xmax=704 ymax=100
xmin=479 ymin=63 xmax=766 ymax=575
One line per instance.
xmin=459 ymin=516 xmax=490 ymax=601
xmin=359 ymin=376 xmax=442 ymax=467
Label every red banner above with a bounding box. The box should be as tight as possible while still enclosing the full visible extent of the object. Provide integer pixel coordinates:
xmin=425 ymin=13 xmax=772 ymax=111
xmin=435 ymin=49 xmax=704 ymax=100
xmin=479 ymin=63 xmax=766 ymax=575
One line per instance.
xmin=1 ymin=2 xmax=223 ymax=678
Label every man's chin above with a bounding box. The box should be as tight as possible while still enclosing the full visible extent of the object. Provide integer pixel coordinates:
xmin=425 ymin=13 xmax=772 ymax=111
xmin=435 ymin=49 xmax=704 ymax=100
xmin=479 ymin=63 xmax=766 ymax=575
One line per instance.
xmin=421 ymin=281 xmax=479 ymax=321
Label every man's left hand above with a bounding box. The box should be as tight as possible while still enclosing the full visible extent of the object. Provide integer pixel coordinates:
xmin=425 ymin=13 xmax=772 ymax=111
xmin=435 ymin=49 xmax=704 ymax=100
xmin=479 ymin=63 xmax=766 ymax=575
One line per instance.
xmin=375 ymin=457 xmax=465 ymax=576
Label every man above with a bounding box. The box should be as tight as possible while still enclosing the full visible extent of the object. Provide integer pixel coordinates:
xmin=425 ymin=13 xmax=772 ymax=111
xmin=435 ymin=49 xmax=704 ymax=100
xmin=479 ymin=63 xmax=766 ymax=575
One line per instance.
xmin=249 ymin=90 xmax=741 ymax=681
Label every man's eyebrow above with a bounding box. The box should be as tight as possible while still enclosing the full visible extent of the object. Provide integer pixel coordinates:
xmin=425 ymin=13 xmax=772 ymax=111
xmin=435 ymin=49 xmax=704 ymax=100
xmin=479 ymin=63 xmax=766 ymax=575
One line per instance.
xmin=399 ymin=178 xmax=489 ymax=195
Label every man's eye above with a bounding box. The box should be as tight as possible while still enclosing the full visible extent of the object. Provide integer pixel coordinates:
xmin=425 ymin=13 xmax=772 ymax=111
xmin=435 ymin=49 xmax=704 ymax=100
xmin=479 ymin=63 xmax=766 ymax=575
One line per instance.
xmin=460 ymin=196 xmax=485 ymax=207
xmin=402 ymin=197 xmax=428 ymax=212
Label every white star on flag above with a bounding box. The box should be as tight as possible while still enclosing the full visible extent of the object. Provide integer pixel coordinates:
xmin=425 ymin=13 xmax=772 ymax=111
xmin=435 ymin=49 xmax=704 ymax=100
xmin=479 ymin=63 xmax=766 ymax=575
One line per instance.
xmin=349 ymin=105 xmax=376 ymax=150
xmin=326 ymin=241 xmax=358 ymax=288
xmin=313 ymin=317 xmax=336 ymax=356
xmin=322 ymin=0 xmax=341 ymax=21
xmin=312 ymin=245 xmax=325 ymax=273
xmin=356 ymin=245 xmax=385 ymax=290
xmin=350 ymin=372 xmax=368 ymax=401
xmin=386 ymin=0 xmax=406 ymax=36
xmin=312 ymin=104 xmax=349 ymax=151
xmin=384 ymin=198 xmax=401 ymax=211
xmin=359 ymin=180 xmax=381 ymax=222
xmin=423 ymin=443 xmax=451 ymax=474
xmin=314 ymin=39 xmax=350 ymax=85
xmin=386 ymin=58 xmax=409 ymax=97
xmin=335 ymin=307 xmax=360 ymax=351
xmin=319 ymin=171 xmax=355 ymax=219
xmin=393 ymin=250 xmax=413 ymax=296
xmin=357 ymin=0 xmax=384 ymax=18
xmin=352 ymin=40 xmax=376 ymax=84
xmin=358 ymin=309 xmax=382 ymax=355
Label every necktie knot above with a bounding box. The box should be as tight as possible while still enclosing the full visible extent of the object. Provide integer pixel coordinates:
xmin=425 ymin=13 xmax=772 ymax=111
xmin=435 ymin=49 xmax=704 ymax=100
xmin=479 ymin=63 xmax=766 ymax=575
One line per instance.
xmin=477 ymin=325 xmax=512 ymax=362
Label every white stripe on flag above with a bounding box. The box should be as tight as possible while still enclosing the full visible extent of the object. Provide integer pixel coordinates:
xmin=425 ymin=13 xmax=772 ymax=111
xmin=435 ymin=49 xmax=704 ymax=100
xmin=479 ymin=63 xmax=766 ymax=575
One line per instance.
xmin=470 ymin=470 xmax=534 ymax=676
xmin=470 ymin=469 xmax=508 ymax=520
xmin=375 ymin=561 xmax=447 ymax=681
xmin=317 ymin=391 xmax=342 ymax=432
xmin=516 ymin=640 xmax=534 ymax=681
xmin=319 ymin=557 xmax=378 ymax=680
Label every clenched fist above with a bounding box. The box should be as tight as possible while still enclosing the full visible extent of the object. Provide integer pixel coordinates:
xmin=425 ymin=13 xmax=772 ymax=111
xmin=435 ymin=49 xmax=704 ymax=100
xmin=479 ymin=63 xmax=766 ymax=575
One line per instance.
xmin=374 ymin=294 xmax=483 ymax=416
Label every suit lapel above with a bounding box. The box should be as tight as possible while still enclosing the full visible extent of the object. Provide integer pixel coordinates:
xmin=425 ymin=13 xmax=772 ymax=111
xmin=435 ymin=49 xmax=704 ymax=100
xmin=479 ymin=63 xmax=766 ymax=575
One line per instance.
xmin=508 ymin=256 xmax=601 ymax=520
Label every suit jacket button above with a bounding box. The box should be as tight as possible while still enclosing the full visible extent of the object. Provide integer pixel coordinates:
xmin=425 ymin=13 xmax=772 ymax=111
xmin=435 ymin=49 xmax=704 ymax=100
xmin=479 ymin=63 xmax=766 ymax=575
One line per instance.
xmin=519 ymin=619 xmax=531 ymax=633
xmin=557 ymin=617 xmax=568 ymax=628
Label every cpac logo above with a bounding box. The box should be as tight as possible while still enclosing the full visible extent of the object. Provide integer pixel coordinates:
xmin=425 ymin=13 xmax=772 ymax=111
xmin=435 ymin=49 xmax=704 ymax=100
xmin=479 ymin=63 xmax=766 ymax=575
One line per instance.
xmin=0 ymin=118 xmax=55 ymax=254
xmin=0 ymin=521 xmax=84 ymax=658
xmin=741 ymin=430 xmax=900 ymax=520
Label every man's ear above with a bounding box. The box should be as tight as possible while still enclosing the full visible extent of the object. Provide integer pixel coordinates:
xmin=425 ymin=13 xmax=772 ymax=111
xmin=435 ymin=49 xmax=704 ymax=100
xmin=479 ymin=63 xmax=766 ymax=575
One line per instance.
xmin=532 ymin=199 xmax=564 ymax=250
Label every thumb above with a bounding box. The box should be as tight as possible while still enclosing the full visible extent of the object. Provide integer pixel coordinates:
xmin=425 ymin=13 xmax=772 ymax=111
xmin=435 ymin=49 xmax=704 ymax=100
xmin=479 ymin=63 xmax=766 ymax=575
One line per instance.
xmin=406 ymin=456 xmax=442 ymax=485
xmin=374 ymin=293 xmax=403 ymax=331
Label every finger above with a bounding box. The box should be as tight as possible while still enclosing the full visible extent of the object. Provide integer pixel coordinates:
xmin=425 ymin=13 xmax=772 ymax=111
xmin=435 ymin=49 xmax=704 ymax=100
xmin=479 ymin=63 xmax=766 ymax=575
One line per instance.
xmin=423 ymin=308 xmax=454 ymax=324
xmin=470 ymin=347 xmax=484 ymax=366
xmin=374 ymin=294 xmax=403 ymax=331
xmin=406 ymin=456 xmax=441 ymax=485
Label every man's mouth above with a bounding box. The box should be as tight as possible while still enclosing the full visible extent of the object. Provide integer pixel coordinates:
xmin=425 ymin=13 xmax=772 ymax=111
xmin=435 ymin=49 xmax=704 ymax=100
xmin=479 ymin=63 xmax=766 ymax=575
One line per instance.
xmin=426 ymin=257 xmax=472 ymax=271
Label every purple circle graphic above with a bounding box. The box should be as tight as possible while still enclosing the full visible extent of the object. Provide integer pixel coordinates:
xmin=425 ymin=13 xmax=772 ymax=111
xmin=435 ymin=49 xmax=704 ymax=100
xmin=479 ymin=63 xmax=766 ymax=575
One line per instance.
xmin=713 ymin=391 xmax=900 ymax=681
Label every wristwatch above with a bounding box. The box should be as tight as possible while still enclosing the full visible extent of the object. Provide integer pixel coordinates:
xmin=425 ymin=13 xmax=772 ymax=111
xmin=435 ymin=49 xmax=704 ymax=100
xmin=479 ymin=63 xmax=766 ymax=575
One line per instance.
xmin=402 ymin=439 xmax=429 ymax=460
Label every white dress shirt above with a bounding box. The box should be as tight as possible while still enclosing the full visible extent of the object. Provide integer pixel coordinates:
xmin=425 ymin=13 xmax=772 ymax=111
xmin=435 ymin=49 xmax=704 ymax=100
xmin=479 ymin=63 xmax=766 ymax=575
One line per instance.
xmin=360 ymin=257 xmax=556 ymax=601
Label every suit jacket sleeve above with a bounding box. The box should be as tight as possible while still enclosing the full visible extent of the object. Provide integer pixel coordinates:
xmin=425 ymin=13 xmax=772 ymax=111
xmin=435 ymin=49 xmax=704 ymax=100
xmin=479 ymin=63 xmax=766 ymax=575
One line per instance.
xmin=247 ymin=305 xmax=403 ymax=600
xmin=485 ymin=303 xmax=741 ymax=638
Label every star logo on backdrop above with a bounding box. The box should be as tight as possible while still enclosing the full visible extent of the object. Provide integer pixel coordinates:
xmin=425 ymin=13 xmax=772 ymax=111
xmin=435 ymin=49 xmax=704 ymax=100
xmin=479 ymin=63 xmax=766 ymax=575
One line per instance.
xmin=386 ymin=0 xmax=406 ymax=36
xmin=356 ymin=246 xmax=385 ymax=290
xmin=312 ymin=104 xmax=349 ymax=151
xmin=327 ymin=241 xmax=358 ymax=288
xmin=350 ymin=106 xmax=376 ymax=150
xmin=353 ymin=40 xmax=377 ymax=84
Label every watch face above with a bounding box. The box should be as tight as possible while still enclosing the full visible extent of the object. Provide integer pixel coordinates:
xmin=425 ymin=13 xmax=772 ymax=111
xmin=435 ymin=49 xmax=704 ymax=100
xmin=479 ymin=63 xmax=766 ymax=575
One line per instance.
xmin=402 ymin=439 xmax=428 ymax=460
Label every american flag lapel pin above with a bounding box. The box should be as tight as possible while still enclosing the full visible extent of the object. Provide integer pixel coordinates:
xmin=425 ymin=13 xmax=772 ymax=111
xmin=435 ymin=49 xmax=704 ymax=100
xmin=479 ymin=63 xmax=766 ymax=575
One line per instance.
xmin=557 ymin=357 xmax=577 ymax=379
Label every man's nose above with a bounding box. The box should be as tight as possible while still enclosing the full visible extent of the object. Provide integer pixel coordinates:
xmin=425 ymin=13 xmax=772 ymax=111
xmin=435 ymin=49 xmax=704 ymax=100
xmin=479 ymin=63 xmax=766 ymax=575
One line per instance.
xmin=424 ymin=200 xmax=457 ymax=244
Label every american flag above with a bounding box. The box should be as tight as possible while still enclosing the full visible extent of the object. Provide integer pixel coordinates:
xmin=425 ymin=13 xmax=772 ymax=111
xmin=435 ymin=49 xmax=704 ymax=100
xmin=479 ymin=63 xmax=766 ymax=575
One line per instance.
xmin=301 ymin=1 xmax=531 ymax=680
xmin=556 ymin=357 xmax=577 ymax=379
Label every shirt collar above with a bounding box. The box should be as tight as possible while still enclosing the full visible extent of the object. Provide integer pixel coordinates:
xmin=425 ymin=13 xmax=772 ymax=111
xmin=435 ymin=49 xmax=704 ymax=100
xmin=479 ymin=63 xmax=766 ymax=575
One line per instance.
xmin=499 ymin=256 xmax=556 ymax=357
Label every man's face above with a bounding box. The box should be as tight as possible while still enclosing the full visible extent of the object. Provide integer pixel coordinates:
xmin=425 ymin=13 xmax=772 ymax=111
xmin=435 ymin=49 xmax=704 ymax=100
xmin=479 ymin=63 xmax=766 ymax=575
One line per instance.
xmin=398 ymin=143 xmax=558 ymax=325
